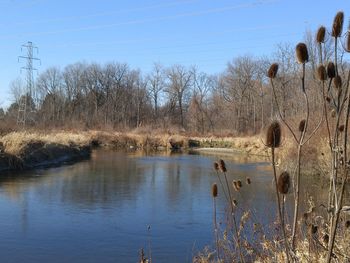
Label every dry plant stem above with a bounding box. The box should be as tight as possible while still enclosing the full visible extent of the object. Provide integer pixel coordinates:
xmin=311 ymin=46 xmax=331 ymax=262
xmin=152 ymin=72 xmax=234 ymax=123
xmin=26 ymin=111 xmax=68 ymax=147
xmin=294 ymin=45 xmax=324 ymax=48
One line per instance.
xmin=329 ymin=80 xmax=347 ymax=221
xmin=335 ymin=38 xmax=338 ymax=76
xmin=270 ymin=80 xmax=298 ymax=143
xmin=215 ymin=171 xmax=229 ymax=203
xmin=282 ymin=195 xmax=286 ymax=233
xmin=223 ymin=172 xmax=245 ymax=263
xmin=271 ymin=147 xmax=290 ymax=263
xmin=329 ymin=85 xmax=347 ymax=213
xmin=323 ymin=80 xmax=333 ymax=152
xmin=343 ymin=71 xmax=350 ymax=162
xmin=327 ymin=79 xmax=333 ymax=94
xmin=213 ymin=197 xmax=220 ymax=262
xmin=148 ymin=227 xmax=152 ymax=263
xmin=302 ymin=81 xmax=325 ymax=145
xmin=326 ymin=169 xmax=349 ymax=263
xmin=322 ymin=80 xmax=335 ymax=221
xmin=326 ymin=70 xmax=350 ymax=263
xmin=318 ymin=43 xmax=323 ymax=65
xmin=292 ymin=63 xmax=309 ymax=249
xmin=328 ymin=93 xmax=343 ymax=231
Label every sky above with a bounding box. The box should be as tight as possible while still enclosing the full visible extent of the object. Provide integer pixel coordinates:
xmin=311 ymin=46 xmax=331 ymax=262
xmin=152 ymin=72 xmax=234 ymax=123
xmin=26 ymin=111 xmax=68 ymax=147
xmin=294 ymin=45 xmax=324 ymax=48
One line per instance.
xmin=0 ymin=0 xmax=349 ymax=108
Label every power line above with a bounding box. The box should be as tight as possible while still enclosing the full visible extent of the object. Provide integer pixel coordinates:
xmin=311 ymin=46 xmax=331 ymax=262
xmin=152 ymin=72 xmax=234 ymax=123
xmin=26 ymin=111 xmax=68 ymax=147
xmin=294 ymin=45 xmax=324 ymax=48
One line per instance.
xmin=0 ymin=0 xmax=279 ymax=40
xmin=0 ymin=0 xmax=198 ymax=28
xmin=48 ymin=24 xmax=296 ymax=49
xmin=0 ymin=0 xmax=45 ymax=10
xmin=75 ymin=33 xmax=299 ymax=55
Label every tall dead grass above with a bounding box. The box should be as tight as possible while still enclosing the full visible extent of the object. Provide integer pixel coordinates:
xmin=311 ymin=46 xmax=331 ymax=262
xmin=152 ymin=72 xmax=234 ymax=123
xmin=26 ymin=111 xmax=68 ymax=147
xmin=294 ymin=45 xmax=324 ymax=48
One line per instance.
xmin=0 ymin=131 xmax=92 ymax=156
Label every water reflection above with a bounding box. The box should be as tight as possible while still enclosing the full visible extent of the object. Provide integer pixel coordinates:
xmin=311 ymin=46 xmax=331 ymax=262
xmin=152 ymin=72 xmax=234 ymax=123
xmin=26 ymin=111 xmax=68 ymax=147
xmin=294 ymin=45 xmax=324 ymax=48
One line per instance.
xmin=0 ymin=150 xmax=332 ymax=263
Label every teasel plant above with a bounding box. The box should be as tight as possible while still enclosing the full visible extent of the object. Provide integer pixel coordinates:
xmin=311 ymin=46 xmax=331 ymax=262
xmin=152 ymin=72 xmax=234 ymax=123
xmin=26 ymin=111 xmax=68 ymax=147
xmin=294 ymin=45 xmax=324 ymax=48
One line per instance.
xmin=217 ymin=159 xmax=245 ymax=263
xmin=324 ymin=11 xmax=350 ymax=263
xmin=211 ymin=183 xmax=220 ymax=262
xmin=265 ymin=120 xmax=290 ymax=262
xmin=268 ymin=39 xmax=326 ymax=252
xmin=278 ymin=171 xmax=291 ymax=230
xmin=214 ymin=162 xmax=229 ymax=203
xmin=268 ymin=10 xmax=350 ymax=262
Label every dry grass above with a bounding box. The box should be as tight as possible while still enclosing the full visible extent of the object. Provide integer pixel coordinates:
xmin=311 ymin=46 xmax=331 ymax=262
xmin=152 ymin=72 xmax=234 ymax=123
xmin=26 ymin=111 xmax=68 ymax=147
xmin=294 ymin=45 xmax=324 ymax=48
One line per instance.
xmin=1 ymin=131 xmax=92 ymax=156
xmin=194 ymin=163 xmax=350 ymax=263
xmin=0 ymin=130 xmax=330 ymax=171
xmin=254 ymin=228 xmax=350 ymax=262
xmin=191 ymin=135 xmax=269 ymax=156
xmin=0 ymin=130 xmax=189 ymax=157
xmin=277 ymin=135 xmax=331 ymax=176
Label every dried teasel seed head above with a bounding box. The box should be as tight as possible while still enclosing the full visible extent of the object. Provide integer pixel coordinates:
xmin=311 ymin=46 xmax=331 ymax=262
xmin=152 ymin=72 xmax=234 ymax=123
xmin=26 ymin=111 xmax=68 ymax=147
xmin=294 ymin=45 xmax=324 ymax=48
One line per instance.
xmin=233 ymin=180 xmax=240 ymax=191
xmin=218 ymin=159 xmax=227 ymax=173
xmin=212 ymin=183 xmax=218 ymax=197
xmin=327 ymin=62 xmax=336 ymax=79
xmin=296 ymin=43 xmax=309 ymax=63
xmin=334 ymin=75 xmax=342 ymax=89
xmin=266 ymin=121 xmax=281 ymax=148
xmin=346 ymin=220 xmax=350 ymax=228
xmin=316 ymin=26 xmax=326 ymax=43
xmin=246 ymin=177 xmax=251 ymax=185
xmin=338 ymin=125 xmax=345 ymax=132
xmin=277 ymin=171 xmax=290 ymax=194
xmin=299 ymin=119 xmax=306 ymax=133
xmin=214 ymin=162 xmax=219 ymax=171
xmin=317 ymin=65 xmax=327 ymax=81
xmin=332 ymin=11 xmax=344 ymax=38
xmin=267 ymin=63 xmax=278 ymax=79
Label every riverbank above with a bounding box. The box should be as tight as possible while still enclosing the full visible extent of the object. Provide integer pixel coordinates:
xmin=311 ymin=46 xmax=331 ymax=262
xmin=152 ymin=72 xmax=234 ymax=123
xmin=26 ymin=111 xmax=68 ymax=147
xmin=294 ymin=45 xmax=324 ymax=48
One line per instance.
xmin=0 ymin=130 xmax=325 ymax=174
xmin=0 ymin=130 xmax=268 ymax=172
xmin=0 ymin=132 xmax=91 ymax=172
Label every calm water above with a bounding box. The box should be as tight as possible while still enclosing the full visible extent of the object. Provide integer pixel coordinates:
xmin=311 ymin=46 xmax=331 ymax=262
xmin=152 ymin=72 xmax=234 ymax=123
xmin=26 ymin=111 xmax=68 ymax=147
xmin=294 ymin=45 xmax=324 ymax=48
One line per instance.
xmin=0 ymin=150 xmax=328 ymax=263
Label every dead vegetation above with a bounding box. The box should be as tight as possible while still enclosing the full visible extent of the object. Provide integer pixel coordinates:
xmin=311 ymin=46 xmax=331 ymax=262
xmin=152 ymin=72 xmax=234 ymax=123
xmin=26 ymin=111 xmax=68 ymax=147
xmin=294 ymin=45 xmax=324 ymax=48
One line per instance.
xmin=0 ymin=131 xmax=92 ymax=171
xmin=195 ymin=11 xmax=350 ymax=263
xmin=0 ymin=128 xmax=273 ymax=173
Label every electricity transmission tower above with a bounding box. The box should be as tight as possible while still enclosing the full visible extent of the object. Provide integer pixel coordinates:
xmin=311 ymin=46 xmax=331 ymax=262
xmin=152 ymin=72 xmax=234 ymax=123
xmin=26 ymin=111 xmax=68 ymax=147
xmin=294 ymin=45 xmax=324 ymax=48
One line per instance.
xmin=17 ymin=41 xmax=40 ymax=126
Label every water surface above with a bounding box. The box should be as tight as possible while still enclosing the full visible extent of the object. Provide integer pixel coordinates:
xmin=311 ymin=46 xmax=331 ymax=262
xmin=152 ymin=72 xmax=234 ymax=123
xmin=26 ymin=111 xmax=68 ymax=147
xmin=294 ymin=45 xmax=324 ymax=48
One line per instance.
xmin=0 ymin=150 xmax=328 ymax=262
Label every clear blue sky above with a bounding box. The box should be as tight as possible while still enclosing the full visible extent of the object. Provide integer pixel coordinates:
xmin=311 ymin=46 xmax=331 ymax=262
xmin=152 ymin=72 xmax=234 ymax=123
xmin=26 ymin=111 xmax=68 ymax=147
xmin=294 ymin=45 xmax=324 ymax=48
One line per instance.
xmin=0 ymin=0 xmax=349 ymax=108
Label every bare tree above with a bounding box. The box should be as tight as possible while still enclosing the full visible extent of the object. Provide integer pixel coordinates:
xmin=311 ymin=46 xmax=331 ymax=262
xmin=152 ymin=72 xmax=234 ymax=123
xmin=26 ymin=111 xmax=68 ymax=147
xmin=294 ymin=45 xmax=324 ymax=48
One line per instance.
xmin=10 ymin=77 xmax=25 ymax=103
xmin=147 ymin=63 xmax=165 ymax=124
xmin=36 ymin=67 xmax=64 ymax=124
xmin=166 ymin=65 xmax=193 ymax=128
xmin=190 ymin=68 xmax=214 ymax=133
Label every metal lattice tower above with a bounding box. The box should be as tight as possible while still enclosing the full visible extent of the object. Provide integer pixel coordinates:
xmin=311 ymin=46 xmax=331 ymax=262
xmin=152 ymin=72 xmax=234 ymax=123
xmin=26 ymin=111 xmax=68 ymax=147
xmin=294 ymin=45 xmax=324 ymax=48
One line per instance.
xmin=17 ymin=41 xmax=40 ymax=126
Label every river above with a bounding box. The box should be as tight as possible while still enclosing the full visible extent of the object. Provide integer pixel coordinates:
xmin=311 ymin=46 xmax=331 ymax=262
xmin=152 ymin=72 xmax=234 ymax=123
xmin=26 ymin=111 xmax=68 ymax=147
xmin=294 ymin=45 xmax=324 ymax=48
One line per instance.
xmin=0 ymin=150 xmax=328 ymax=262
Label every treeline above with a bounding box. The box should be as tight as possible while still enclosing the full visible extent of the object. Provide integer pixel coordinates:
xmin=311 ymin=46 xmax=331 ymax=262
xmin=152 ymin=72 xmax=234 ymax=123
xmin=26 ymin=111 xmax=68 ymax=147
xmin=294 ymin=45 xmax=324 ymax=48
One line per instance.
xmin=2 ymin=30 xmax=348 ymax=134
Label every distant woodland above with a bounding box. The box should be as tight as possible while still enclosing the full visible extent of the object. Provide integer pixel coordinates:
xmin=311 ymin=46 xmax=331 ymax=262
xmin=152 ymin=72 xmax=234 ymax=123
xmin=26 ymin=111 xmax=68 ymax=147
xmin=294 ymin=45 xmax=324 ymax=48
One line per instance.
xmin=1 ymin=30 xmax=348 ymax=134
